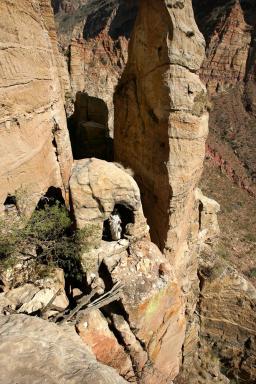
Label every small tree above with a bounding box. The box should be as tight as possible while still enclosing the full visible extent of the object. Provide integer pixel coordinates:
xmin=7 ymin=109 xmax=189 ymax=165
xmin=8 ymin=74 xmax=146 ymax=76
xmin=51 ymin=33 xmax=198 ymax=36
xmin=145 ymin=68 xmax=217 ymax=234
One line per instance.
xmin=0 ymin=203 xmax=98 ymax=282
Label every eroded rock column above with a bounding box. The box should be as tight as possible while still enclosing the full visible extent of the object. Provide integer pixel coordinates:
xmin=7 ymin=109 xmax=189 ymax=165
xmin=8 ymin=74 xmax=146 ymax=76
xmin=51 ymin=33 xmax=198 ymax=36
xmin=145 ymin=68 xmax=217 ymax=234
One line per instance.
xmin=114 ymin=0 xmax=208 ymax=266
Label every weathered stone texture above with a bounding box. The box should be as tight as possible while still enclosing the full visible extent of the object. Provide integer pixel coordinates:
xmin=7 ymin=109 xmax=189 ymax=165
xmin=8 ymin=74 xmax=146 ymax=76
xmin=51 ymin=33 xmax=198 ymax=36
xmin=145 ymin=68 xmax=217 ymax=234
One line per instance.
xmin=193 ymin=0 xmax=256 ymax=191
xmin=114 ymin=0 xmax=209 ymax=266
xmin=69 ymin=158 xmax=148 ymax=238
xmin=0 ymin=314 xmax=128 ymax=384
xmin=77 ymin=309 xmax=134 ymax=378
xmin=70 ymin=158 xmax=186 ymax=383
xmin=199 ymin=261 xmax=256 ymax=383
xmin=67 ymin=0 xmax=139 ymax=134
xmin=0 ymin=0 xmax=72 ymax=215
xmin=199 ymin=1 xmax=251 ymax=94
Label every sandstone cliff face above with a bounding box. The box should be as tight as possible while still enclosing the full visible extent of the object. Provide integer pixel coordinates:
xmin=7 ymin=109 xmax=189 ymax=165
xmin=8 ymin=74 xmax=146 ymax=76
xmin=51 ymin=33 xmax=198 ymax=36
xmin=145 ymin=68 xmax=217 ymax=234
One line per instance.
xmin=114 ymin=1 xmax=211 ymax=381
xmin=196 ymin=0 xmax=251 ymax=94
xmin=54 ymin=0 xmax=138 ymax=135
xmin=51 ymin=0 xmax=83 ymax=14
xmin=2 ymin=1 xmax=254 ymax=383
xmin=0 ymin=0 xmax=72 ymax=215
xmin=114 ymin=0 xmax=209 ymax=265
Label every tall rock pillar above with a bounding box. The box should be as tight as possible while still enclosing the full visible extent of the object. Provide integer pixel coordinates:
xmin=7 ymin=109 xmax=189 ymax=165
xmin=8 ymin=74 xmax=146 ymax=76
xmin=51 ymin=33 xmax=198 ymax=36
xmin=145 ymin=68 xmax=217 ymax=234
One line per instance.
xmin=114 ymin=0 xmax=208 ymax=266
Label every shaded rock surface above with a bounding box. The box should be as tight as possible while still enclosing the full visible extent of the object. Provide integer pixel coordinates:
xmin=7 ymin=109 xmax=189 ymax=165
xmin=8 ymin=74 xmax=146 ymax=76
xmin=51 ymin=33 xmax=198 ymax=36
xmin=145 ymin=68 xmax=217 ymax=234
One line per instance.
xmin=0 ymin=267 xmax=68 ymax=318
xmin=2 ymin=1 xmax=256 ymax=384
xmin=114 ymin=0 xmax=209 ymax=262
xmin=0 ymin=314 xmax=128 ymax=384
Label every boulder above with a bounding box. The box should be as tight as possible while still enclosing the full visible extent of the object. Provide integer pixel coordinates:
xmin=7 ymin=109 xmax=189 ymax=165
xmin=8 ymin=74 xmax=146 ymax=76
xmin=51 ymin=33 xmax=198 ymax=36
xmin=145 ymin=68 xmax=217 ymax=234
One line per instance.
xmin=0 ymin=267 xmax=68 ymax=317
xmin=77 ymin=309 xmax=134 ymax=379
xmin=69 ymin=158 xmax=149 ymax=243
xmin=0 ymin=314 xmax=128 ymax=384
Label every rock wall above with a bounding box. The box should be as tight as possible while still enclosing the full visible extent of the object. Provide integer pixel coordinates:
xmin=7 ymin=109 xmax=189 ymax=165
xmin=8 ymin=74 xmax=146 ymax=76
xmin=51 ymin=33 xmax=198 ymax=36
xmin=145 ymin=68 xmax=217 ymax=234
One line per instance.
xmin=55 ymin=0 xmax=139 ymax=134
xmin=114 ymin=1 xmax=212 ymax=382
xmin=69 ymin=159 xmax=186 ymax=383
xmin=193 ymin=0 xmax=256 ymax=192
xmin=196 ymin=0 xmax=251 ymax=94
xmin=114 ymin=0 xmax=209 ymax=265
xmin=0 ymin=0 xmax=72 ymax=215
xmin=40 ymin=0 xmax=71 ymax=100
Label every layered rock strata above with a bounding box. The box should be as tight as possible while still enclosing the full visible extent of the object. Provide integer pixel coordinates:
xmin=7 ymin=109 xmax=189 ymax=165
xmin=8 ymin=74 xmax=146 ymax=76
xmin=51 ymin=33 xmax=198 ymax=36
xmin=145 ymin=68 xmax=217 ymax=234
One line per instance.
xmin=0 ymin=0 xmax=72 ymax=215
xmin=114 ymin=0 xmax=209 ymax=265
xmin=196 ymin=0 xmax=252 ymax=94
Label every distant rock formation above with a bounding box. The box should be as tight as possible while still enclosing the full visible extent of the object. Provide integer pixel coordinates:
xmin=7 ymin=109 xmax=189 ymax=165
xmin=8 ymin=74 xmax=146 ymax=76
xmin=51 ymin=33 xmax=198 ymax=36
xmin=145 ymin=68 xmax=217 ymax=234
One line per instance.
xmin=193 ymin=0 xmax=256 ymax=193
xmin=55 ymin=0 xmax=139 ymax=134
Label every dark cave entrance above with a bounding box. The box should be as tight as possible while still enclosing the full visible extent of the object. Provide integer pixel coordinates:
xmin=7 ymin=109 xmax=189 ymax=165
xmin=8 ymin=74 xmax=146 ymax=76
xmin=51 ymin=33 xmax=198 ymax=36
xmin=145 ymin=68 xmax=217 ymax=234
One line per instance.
xmin=36 ymin=186 xmax=65 ymax=210
xmin=68 ymin=92 xmax=113 ymax=161
xmin=4 ymin=194 xmax=17 ymax=209
xmin=102 ymin=203 xmax=135 ymax=242
xmin=3 ymin=194 xmax=19 ymax=215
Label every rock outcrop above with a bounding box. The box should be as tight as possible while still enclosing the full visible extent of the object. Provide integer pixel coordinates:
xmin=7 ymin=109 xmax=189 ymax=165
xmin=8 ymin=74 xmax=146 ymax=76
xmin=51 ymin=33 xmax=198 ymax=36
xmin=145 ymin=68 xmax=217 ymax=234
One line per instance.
xmin=0 ymin=267 xmax=69 ymax=317
xmin=0 ymin=314 xmax=128 ymax=384
xmin=69 ymin=158 xmax=147 ymax=239
xmin=0 ymin=0 xmax=72 ymax=215
xmin=114 ymin=0 xmax=209 ymax=264
xmin=2 ymin=1 xmax=255 ymax=383
xmin=70 ymin=159 xmax=186 ymax=383
xmin=196 ymin=0 xmax=252 ymax=94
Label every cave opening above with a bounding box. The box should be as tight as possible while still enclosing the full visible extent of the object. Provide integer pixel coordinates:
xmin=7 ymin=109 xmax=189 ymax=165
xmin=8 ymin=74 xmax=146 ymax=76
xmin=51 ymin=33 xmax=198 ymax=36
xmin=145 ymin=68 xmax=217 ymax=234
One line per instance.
xmin=36 ymin=186 xmax=65 ymax=210
xmin=4 ymin=194 xmax=17 ymax=208
xmin=3 ymin=194 xmax=19 ymax=215
xmin=102 ymin=203 xmax=135 ymax=242
xmin=68 ymin=92 xmax=113 ymax=161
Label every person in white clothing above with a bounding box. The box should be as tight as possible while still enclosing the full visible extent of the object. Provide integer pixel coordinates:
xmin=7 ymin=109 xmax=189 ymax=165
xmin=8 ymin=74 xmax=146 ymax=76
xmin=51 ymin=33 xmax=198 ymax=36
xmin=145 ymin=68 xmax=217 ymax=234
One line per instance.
xmin=108 ymin=210 xmax=122 ymax=241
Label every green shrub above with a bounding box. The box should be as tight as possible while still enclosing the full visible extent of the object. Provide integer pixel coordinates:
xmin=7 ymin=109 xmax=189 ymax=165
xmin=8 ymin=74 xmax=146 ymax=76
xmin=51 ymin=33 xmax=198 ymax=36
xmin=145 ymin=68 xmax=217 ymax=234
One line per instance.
xmin=0 ymin=203 xmax=98 ymax=282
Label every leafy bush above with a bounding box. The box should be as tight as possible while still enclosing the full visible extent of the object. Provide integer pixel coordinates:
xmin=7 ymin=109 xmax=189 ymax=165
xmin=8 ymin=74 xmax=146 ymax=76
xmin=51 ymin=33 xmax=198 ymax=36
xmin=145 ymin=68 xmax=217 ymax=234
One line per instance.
xmin=0 ymin=203 xmax=98 ymax=282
